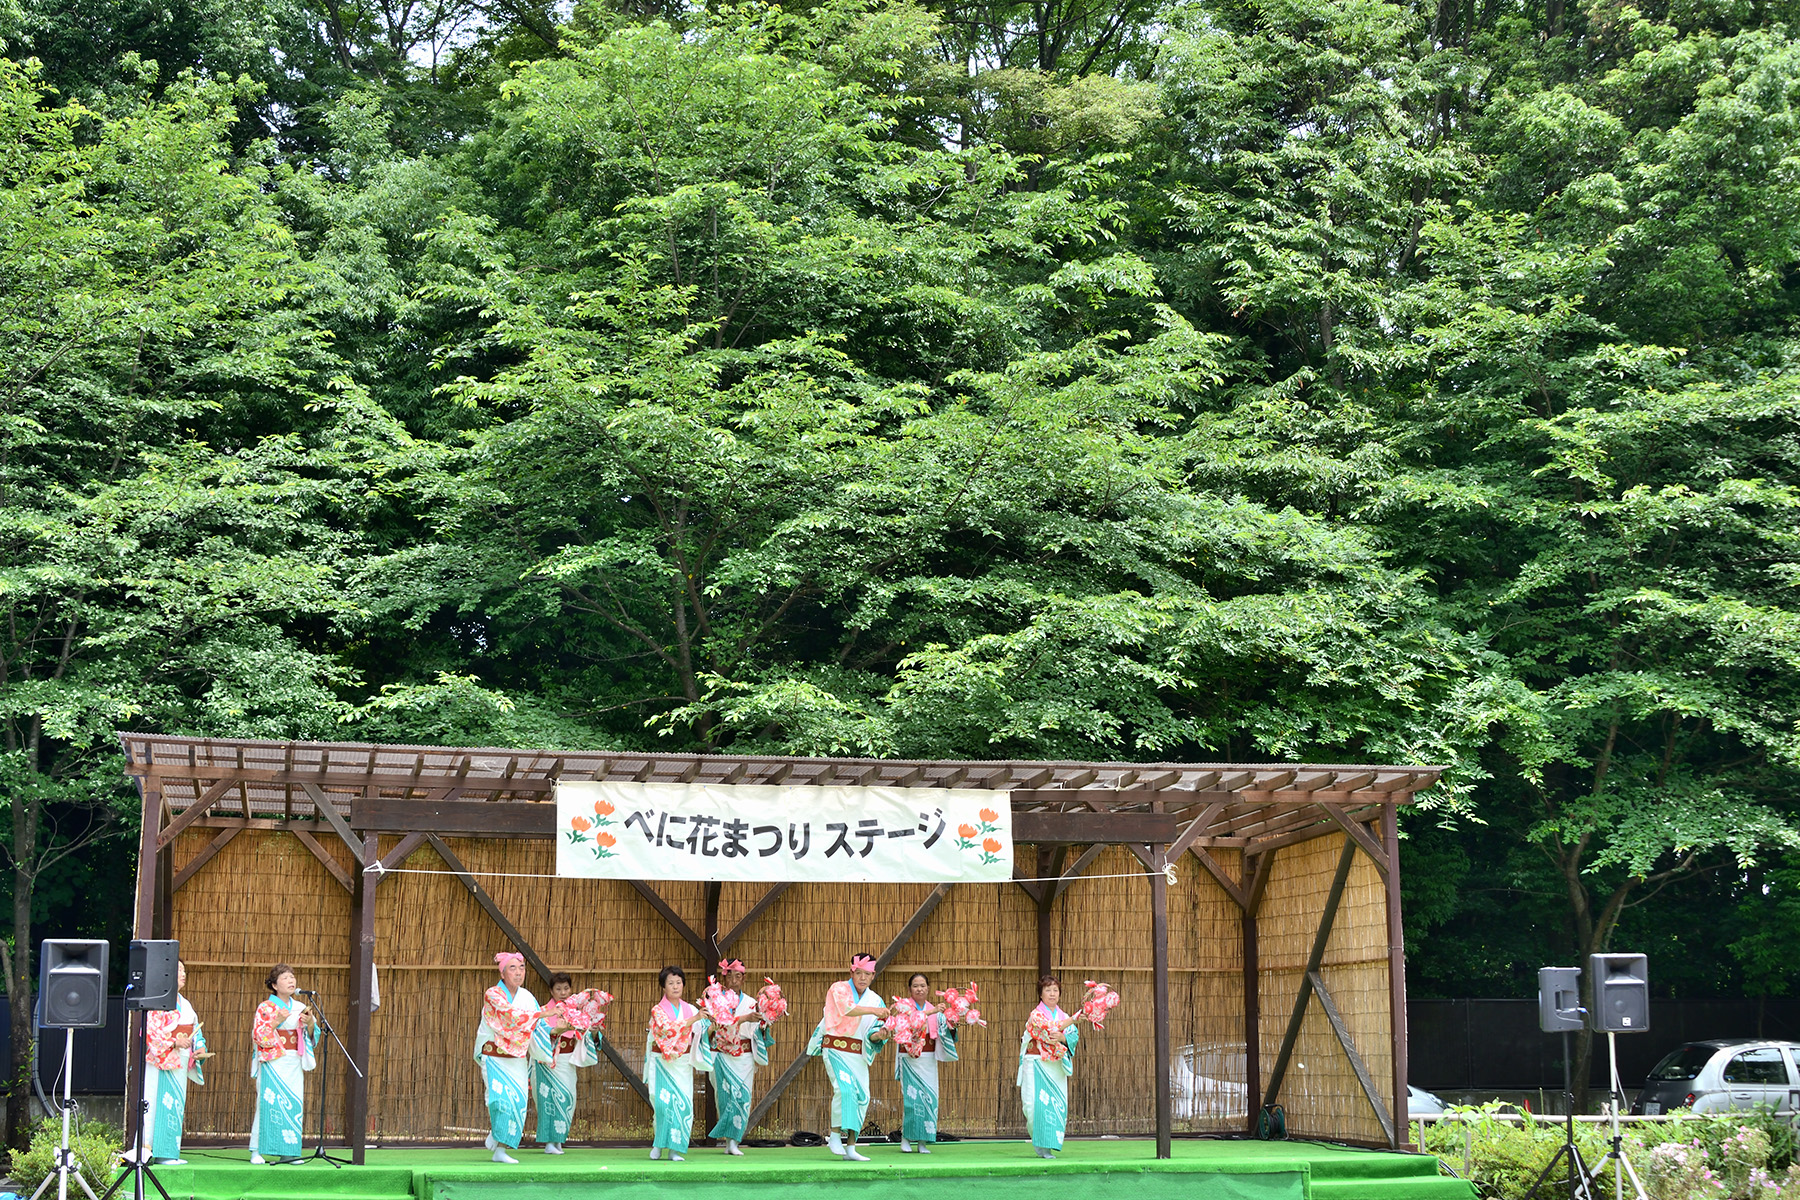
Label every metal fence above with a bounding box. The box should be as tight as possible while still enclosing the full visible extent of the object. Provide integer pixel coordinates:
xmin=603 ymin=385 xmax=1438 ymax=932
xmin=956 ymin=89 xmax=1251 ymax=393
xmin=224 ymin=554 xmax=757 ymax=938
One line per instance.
xmin=1410 ymin=999 xmax=1800 ymax=1090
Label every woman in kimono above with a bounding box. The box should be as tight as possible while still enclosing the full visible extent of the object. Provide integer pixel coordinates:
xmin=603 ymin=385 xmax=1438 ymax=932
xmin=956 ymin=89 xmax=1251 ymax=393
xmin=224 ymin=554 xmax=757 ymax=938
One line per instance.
xmin=893 ymin=972 xmax=956 ymax=1154
xmin=645 ymin=965 xmax=704 ymax=1161
xmin=249 ymin=964 xmax=317 ymax=1164
xmin=698 ymin=959 xmax=769 ymax=1156
xmin=134 ymin=962 xmax=210 ymax=1164
xmin=477 ymin=951 xmax=541 ymax=1164
xmin=807 ymin=953 xmax=890 ymax=1161
xmin=1017 ymin=974 xmax=1082 ymax=1159
xmin=530 ymin=972 xmax=598 ymax=1154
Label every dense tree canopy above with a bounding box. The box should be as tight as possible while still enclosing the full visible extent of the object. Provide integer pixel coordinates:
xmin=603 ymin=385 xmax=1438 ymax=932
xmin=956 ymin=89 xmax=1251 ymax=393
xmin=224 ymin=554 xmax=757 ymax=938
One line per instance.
xmin=5 ymin=0 xmax=1800 ymax=1132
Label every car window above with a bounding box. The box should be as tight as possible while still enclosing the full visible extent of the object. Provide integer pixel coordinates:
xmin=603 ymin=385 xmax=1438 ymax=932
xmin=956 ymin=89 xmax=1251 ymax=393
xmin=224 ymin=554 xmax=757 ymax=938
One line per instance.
xmin=1723 ymin=1047 xmax=1788 ymax=1085
xmin=1649 ymin=1045 xmax=1718 ymax=1081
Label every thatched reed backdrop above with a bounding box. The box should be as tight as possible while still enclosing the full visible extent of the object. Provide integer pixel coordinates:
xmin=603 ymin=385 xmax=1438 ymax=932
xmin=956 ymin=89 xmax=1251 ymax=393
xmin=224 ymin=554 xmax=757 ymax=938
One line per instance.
xmin=164 ymin=826 xmax=1394 ymax=1145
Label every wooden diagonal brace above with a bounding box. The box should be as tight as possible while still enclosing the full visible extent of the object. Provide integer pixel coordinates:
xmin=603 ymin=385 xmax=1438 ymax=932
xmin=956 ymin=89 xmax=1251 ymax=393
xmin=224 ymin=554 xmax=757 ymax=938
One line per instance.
xmin=379 ymin=832 xmax=428 ymax=873
xmin=171 ymin=826 xmax=241 ymax=892
xmin=744 ymin=882 xmax=951 ymax=1131
xmin=422 ymin=834 xmax=651 ymax=1105
xmin=1309 ymin=968 xmax=1396 ymax=1146
xmin=1190 ymin=845 xmax=1249 ymax=910
xmin=1261 ymin=837 xmax=1357 ymax=1111
xmin=628 ymin=879 xmax=712 ymax=962
xmin=301 ymin=781 xmax=367 ymax=859
xmin=292 ymin=829 xmax=354 ymax=892
xmin=719 ymin=883 xmax=791 ymax=957
xmin=1319 ymin=803 xmax=1390 ymax=879
xmin=1053 ymin=844 xmax=1107 ymax=900
xmin=155 ymin=778 xmax=238 ymax=849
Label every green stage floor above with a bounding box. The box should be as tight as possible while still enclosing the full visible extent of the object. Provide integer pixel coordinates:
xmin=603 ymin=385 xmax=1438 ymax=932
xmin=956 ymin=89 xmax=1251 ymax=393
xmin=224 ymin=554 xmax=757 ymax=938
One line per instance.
xmin=120 ymin=1139 xmax=1476 ymax=1200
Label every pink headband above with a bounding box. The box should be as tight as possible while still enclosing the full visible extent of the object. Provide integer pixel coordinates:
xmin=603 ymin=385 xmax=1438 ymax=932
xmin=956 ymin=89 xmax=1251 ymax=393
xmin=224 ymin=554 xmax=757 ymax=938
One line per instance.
xmin=719 ymin=959 xmax=745 ymax=973
xmin=495 ymin=952 xmax=524 ymax=971
xmin=850 ymin=955 xmax=876 ymax=971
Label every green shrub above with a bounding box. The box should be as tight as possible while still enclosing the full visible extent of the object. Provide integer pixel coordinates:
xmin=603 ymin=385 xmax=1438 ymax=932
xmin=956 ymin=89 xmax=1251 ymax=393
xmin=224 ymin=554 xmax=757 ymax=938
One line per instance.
xmin=7 ymin=1116 xmax=124 ymax=1193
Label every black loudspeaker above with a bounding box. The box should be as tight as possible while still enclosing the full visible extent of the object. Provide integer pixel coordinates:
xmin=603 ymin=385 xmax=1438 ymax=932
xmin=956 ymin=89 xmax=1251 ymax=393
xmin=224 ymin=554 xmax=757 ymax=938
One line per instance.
xmin=1587 ymin=952 xmax=1649 ymax=1032
xmin=39 ymin=940 xmax=108 ymax=1029
xmin=1538 ymin=966 xmax=1584 ymax=1032
xmin=127 ymin=939 xmax=179 ymax=1012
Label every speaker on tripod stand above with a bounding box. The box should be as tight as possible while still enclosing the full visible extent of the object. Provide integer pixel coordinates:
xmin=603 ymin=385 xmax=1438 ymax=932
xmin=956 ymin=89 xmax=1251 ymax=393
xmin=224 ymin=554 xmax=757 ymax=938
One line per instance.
xmin=101 ymin=940 xmax=177 ymax=1200
xmin=34 ymin=940 xmax=109 ymax=1200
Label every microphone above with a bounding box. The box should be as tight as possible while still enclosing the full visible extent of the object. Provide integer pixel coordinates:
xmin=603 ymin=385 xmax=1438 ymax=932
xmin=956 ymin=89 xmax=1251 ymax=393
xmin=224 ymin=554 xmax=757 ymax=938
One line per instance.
xmin=295 ymin=989 xmax=317 ymax=997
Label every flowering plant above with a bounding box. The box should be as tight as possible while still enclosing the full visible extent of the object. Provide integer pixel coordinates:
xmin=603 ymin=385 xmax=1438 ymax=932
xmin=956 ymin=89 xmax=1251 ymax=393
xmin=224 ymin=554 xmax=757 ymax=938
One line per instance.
xmin=756 ymin=978 xmax=788 ymax=1024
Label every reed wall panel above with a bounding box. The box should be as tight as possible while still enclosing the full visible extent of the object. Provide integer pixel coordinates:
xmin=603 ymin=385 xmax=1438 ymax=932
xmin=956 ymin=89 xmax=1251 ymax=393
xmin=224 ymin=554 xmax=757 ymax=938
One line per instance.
xmin=163 ymin=823 xmax=1398 ymax=1145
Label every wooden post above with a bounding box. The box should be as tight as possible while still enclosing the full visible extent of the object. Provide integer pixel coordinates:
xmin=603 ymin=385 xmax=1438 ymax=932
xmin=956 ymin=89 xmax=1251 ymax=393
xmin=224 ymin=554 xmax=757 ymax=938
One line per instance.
xmin=1150 ymin=845 xmax=1171 ymax=1159
xmin=126 ymin=779 xmax=162 ymax=1151
xmin=1242 ymin=851 xmax=1261 ymax=1135
xmin=349 ymin=834 xmax=378 ymax=1164
xmin=1384 ymin=802 xmax=1409 ymax=1149
xmin=702 ymin=881 xmax=721 ymax=1138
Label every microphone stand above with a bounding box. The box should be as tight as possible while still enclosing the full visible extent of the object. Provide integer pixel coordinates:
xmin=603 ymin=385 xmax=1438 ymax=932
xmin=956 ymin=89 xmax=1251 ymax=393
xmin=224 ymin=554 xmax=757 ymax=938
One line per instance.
xmin=296 ymin=991 xmax=362 ymax=1168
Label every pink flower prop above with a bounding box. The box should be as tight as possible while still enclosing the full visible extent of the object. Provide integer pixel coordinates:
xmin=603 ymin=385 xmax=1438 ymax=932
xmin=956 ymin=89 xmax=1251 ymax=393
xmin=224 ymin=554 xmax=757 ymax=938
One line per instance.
xmin=883 ymin=997 xmax=931 ymax=1057
xmin=650 ymin=1005 xmax=694 ymax=1060
xmin=701 ymin=976 xmax=739 ymax=1025
xmin=755 ymin=978 xmax=788 ymax=1024
xmin=935 ymin=981 xmax=988 ymax=1027
xmin=1079 ymin=981 xmax=1121 ymax=1029
xmin=572 ymin=989 xmax=612 ymax=1033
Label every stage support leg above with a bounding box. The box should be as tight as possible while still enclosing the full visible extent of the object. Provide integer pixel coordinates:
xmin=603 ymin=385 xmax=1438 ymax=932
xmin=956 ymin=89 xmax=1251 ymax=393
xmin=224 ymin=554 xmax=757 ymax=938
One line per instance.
xmin=1242 ymin=853 xmax=1261 ymax=1135
xmin=1151 ymin=845 xmax=1171 ymax=1160
xmin=1383 ymin=803 xmax=1409 ymax=1149
xmin=349 ymin=834 xmax=378 ymax=1164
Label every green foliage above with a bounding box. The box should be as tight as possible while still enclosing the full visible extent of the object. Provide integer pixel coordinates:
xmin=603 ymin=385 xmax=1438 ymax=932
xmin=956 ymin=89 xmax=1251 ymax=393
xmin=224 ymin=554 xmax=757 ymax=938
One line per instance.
xmin=7 ymin=1117 xmax=123 ymax=1192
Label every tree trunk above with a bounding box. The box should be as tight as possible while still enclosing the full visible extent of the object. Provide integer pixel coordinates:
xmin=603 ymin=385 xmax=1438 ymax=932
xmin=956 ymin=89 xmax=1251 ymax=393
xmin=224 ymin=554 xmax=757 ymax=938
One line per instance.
xmin=7 ymin=852 xmax=34 ymax=1149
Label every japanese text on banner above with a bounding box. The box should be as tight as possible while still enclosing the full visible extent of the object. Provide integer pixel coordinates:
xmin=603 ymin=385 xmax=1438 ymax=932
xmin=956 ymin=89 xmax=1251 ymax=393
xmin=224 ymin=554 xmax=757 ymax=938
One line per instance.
xmin=555 ymin=781 xmax=1013 ymax=883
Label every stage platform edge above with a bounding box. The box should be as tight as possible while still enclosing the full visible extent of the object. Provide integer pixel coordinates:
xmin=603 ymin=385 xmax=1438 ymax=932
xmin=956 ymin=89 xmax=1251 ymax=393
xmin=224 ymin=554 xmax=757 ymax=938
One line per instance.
xmin=120 ymin=1138 xmax=1477 ymax=1200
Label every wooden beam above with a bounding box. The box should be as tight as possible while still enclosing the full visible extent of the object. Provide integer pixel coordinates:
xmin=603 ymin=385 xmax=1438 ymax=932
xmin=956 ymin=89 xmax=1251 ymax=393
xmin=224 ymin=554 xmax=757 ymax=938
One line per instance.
xmin=1320 ymin=803 xmax=1390 ymax=879
xmin=627 ymin=880 xmax=712 ymax=963
xmin=1150 ymin=845 xmax=1171 ymax=1160
xmin=1013 ymin=810 xmax=1176 ymax=843
xmin=745 ymin=883 xmax=952 ymax=1131
xmin=154 ymin=777 xmax=238 ymax=849
xmin=1246 ymin=850 xmax=1277 ymax=914
xmin=1167 ymin=803 xmax=1225 ymax=860
xmin=301 ymin=782 xmax=369 ymax=859
xmin=1309 ymin=968 xmax=1396 ymax=1146
xmin=1261 ymin=837 xmax=1357 ymax=1111
xmin=171 ymin=826 xmax=242 ymax=892
xmin=292 ymin=829 xmax=354 ymax=892
xmin=352 ymin=795 xmax=556 ymax=837
xmin=1242 ymin=852 xmax=1262 ymax=1136
xmin=1190 ymin=845 xmax=1248 ymax=910
xmin=379 ymin=831 xmax=429 ymax=872
xmin=719 ymin=883 xmax=791 ymax=957
xmin=349 ymin=835 xmax=377 ymax=1164
xmin=1052 ymin=844 xmax=1107 ymax=900
xmin=1384 ymin=802 xmax=1410 ymax=1149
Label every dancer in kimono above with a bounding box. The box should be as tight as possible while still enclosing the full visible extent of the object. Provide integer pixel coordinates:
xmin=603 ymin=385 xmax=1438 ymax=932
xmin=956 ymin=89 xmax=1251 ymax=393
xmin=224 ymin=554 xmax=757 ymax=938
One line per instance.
xmin=134 ymin=962 xmax=210 ymax=1165
xmin=807 ymin=953 xmax=890 ymax=1161
xmin=646 ymin=965 xmax=704 ymax=1161
xmin=249 ymin=964 xmax=317 ymax=1164
xmin=477 ymin=951 xmax=541 ymax=1164
xmin=893 ymin=972 xmax=956 ymax=1154
xmin=530 ymin=973 xmax=598 ymax=1154
xmin=699 ymin=959 xmax=769 ymax=1156
xmin=1017 ymin=975 xmax=1082 ymax=1159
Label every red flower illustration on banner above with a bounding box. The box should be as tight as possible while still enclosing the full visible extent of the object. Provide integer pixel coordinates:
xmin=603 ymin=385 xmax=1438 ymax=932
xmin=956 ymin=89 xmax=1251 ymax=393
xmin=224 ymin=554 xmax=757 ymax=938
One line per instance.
xmin=592 ymin=830 xmax=618 ymax=860
xmin=566 ymin=815 xmax=591 ymax=845
xmin=592 ymin=798 xmax=615 ymax=825
xmin=979 ymin=836 xmax=1003 ymax=866
xmin=977 ymin=807 xmax=1000 ymax=834
xmin=955 ymin=823 xmax=978 ymax=850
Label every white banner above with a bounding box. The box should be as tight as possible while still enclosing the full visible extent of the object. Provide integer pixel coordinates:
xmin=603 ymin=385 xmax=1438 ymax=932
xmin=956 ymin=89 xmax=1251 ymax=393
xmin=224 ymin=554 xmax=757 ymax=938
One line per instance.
xmin=555 ymin=781 xmax=1014 ymax=884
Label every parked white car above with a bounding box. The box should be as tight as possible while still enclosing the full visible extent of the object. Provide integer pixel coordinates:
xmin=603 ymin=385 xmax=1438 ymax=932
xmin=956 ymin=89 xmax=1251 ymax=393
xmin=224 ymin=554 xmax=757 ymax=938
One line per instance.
xmin=1631 ymin=1039 xmax=1800 ymax=1116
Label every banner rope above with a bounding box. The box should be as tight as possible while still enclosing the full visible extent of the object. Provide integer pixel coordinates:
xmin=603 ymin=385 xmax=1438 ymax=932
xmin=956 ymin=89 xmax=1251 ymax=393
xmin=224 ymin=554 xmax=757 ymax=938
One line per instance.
xmin=361 ymin=862 xmax=1179 ymax=884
